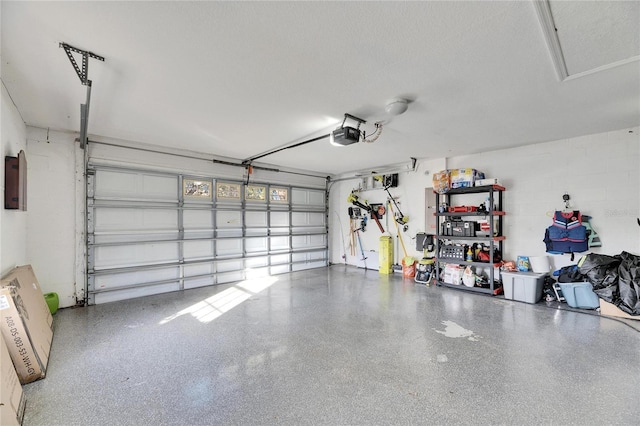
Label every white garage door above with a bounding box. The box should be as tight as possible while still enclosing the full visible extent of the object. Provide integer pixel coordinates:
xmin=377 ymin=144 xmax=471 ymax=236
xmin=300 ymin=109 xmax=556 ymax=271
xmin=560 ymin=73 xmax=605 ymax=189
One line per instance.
xmin=87 ymin=166 xmax=327 ymax=304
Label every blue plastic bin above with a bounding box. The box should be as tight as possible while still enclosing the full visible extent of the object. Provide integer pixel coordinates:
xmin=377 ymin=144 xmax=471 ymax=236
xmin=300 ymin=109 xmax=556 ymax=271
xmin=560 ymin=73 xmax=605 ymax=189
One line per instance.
xmin=558 ymin=282 xmax=599 ymax=309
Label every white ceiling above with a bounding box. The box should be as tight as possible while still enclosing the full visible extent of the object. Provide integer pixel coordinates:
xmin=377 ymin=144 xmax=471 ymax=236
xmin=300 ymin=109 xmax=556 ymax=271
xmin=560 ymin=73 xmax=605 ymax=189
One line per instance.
xmin=2 ymin=1 xmax=639 ymax=176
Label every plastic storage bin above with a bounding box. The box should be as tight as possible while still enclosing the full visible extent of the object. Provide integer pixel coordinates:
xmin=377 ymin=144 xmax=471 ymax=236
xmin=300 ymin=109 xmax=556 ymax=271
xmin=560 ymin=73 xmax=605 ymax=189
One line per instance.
xmin=501 ymin=271 xmax=546 ymax=304
xmin=558 ymin=282 xmax=600 ymax=309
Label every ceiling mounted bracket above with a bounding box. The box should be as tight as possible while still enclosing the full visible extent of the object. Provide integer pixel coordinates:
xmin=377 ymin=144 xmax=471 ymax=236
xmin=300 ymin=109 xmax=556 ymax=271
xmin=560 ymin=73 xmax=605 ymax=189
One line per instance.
xmin=59 ymin=42 xmax=105 ymax=86
xmin=342 ymin=113 xmax=366 ymax=129
xmin=59 ymin=42 xmax=105 ymax=149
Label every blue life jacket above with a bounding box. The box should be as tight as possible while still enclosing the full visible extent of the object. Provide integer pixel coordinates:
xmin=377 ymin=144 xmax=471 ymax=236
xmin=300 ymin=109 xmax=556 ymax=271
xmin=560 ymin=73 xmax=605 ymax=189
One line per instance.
xmin=544 ymin=210 xmax=588 ymax=256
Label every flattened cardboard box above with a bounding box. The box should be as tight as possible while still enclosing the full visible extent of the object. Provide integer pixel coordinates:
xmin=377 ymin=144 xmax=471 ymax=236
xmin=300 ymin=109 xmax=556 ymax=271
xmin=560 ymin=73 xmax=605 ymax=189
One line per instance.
xmin=1 ymin=333 xmax=26 ymax=425
xmin=0 ymin=265 xmax=53 ymax=384
xmin=599 ymin=299 xmax=640 ymax=321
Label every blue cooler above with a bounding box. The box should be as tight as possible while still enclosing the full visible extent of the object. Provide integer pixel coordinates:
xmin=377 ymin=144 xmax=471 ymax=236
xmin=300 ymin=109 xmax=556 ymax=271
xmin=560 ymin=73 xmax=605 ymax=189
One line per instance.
xmin=558 ymin=282 xmax=599 ymax=309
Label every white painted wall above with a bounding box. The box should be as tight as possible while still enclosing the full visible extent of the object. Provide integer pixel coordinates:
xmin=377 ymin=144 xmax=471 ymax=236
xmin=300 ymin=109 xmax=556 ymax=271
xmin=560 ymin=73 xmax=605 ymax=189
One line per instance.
xmin=1 ymin=83 xmax=28 ymax=276
xmin=447 ymin=127 xmax=640 ymax=270
xmin=25 ymin=127 xmax=79 ymax=307
xmin=329 ymin=127 xmax=640 ymax=272
xmin=328 ymin=158 xmax=446 ymax=268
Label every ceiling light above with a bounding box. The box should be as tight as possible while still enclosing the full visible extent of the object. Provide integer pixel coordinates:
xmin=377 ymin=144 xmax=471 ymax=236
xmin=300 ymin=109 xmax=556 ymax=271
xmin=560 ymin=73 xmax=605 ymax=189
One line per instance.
xmin=385 ymin=98 xmax=409 ymax=116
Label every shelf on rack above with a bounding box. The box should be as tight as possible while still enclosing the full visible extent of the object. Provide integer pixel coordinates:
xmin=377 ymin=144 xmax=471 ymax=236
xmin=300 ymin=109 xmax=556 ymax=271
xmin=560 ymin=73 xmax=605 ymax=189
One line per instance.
xmin=438 ymin=235 xmax=505 ymax=241
xmin=436 ymin=281 xmax=499 ymax=295
xmin=437 ymin=259 xmax=503 ymax=267
xmin=436 ymin=184 xmax=505 ymax=195
xmin=435 ymin=211 xmax=506 ymax=217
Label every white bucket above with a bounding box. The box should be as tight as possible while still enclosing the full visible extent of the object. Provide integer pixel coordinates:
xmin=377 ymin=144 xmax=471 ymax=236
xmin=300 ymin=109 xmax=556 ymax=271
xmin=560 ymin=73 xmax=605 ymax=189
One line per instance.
xmin=530 ymin=256 xmax=551 ymax=273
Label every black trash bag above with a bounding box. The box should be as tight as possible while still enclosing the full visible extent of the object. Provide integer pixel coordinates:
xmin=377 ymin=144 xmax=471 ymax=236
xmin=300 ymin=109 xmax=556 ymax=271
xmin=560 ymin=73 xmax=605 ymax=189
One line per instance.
xmin=555 ymin=265 xmax=585 ymax=283
xmin=617 ymin=251 xmax=640 ymax=315
xmin=578 ymin=253 xmax=621 ymax=302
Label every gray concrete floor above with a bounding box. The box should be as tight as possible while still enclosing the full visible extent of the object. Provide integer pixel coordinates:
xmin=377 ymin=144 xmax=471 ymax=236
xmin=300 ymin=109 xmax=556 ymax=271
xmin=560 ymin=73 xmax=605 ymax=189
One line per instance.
xmin=22 ymin=265 xmax=640 ymax=425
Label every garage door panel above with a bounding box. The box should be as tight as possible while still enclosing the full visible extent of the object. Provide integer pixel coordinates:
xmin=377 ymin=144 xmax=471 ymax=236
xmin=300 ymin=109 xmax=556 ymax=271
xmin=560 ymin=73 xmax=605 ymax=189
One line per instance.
xmin=94 ymin=282 xmax=180 ymax=304
xmin=217 ymin=211 xmax=242 ymax=228
xmin=94 ymin=242 xmax=179 ymax=269
xmin=95 ymin=170 xmax=138 ymax=198
xmin=270 ymin=211 xmax=289 ymax=226
xmin=94 ymin=231 xmax=180 ymax=244
xmin=216 ymin=239 xmax=242 ymax=256
xmin=292 ymin=235 xmax=326 ymax=249
xmin=94 ymin=208 xmax=177 ymax=232
xmin=246 ymin=237 xmax=268 ymax=253
xmin=292 ymin=212 xmax=325 ymax=226
xmin=270 ymin=254 xmax=289 ymax=265
xmin=183 ymin=240 xmax=214 ymax=260
xmin=270 ymin=265 xmax=289 ymax=275
xmin=183 ymin=264 xmax=215 ymax=289
xmin=217 ymin=271 xmax=244 ymax=284
xmin=95 ymin=170 xmax=177 ymax=201
xmin=216 ymin=259 xmax=243 ymax=273
xmin=184 ymin=263 xmax=214 ymax=277
xmin=270 ymin=236 xmax=290 ymax=251
xmin=245 ymin=256 xmax=269 ymax=268
xmin=183 ymin=210 xmax=213 ymax=229
xmin=292 ymin=251 xmax=326 ymax=271
xmin=292 ymin=188 xmax=325 ymax=206
xmin=88 ymin=165 xmax=327 ymax=304
xmin=183 ymin=230 xmax=214 ymax=240
xmin=94 ymin=268 xmax=180 ymax=290
xmin=246 ymin=211 xmax=267 ymax=226
xmin=184 ymin=277 xmax=214 ymax=290
xmin=141 ymin=175 xmax=178 ymax=200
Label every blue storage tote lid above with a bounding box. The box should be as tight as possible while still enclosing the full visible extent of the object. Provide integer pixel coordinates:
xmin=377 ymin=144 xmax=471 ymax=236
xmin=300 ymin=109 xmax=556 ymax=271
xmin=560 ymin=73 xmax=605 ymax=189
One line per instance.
xmin=558 ymin=282 xmax=599 ymax=309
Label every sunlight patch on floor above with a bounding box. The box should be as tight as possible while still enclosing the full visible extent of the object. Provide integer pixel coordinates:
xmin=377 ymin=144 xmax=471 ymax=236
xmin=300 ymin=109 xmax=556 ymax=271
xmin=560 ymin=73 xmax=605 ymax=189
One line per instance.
xmin=159 ymin=273 xmax=278 ymax=325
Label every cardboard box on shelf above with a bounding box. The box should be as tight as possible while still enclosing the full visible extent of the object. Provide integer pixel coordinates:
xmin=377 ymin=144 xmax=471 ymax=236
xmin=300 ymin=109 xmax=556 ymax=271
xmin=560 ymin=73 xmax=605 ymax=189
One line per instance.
xmin=1 ymin=334 xmax=26 ymax=426
xmin=432 ymin=170 xmax=451 ymax=194
xmin=475 ymin=178 xmax=500 ymax=187
xmin=450 ymin=168 xmax=485 ymax=189
xmin=0 ymin=265 xmax=54 ymax=384
xmin=599 ymin=300 xmax=640 ymax=321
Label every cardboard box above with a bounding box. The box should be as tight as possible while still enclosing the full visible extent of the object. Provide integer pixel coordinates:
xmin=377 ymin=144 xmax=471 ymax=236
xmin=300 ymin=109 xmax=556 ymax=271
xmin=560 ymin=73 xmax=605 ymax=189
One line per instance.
xmin=1 ymin=334 xmax=26 ymax=426
xmin=450 ymin=168 xmax=485 ymax=189
xmin=0 ymin=265 xmax=53 ymax=384
xmin=501 ymin=271 xmax=545 ymax=304
xmin=475 ymin=178 xmax=500 ymax=187
xmin=599 ymin=299 xmax=640 ymax=321
xmin=432 ymin=170 xmax=450 ymax=194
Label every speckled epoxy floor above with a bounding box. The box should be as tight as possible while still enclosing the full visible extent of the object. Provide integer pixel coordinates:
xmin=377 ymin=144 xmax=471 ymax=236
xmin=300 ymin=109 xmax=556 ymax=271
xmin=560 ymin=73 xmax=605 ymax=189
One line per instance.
xmin=22 ymin=265 xmax=640 ymax=425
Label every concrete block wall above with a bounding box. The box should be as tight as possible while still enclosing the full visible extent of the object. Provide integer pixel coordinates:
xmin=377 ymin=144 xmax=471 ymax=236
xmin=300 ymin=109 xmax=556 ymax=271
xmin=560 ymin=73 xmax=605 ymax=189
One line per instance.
xmin=447 ymin=127 xmax=639 ymax=270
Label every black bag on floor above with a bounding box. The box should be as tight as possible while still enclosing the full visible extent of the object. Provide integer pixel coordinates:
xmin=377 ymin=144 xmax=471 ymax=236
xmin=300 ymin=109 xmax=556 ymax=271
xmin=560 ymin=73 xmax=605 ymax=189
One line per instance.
xmin=578 ymin=253 xmax=621 ymax=302
xmin=617 ymin=251 xmax=640 ymax=315
xmin=556 ymin=265 xmax=585 ymax=283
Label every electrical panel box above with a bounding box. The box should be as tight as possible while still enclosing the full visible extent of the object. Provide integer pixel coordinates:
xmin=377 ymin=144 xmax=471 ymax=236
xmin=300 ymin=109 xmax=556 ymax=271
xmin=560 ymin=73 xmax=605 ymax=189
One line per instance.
xmin=4 ymin=151 xmax=27 ymax=211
